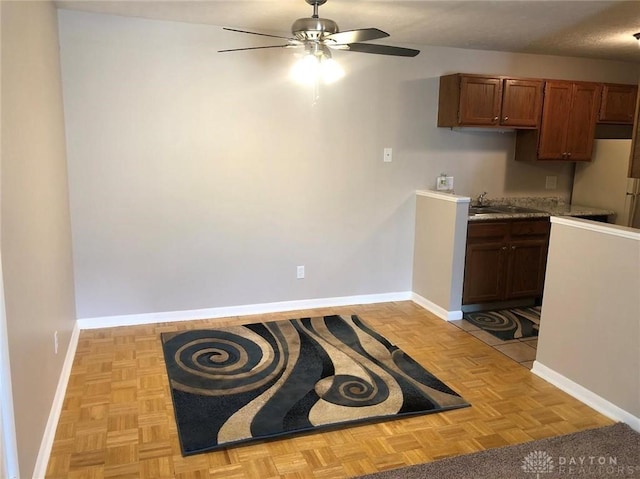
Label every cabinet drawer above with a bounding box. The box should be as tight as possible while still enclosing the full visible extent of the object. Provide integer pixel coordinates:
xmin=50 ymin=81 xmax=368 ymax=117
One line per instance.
xmin=511 ymin=220 xmax=550 ymax=237
xmin=467 ymin=222 xmax=509 ymax=241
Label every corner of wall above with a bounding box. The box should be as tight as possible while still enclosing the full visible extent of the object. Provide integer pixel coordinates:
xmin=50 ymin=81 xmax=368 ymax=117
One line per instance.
xmin=32 ymin=322 xmax=80 ymax=479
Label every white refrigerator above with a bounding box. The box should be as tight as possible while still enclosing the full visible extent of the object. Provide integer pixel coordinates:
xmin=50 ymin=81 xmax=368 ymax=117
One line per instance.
xmin=572 ymin=139 xmax=640 ymax=229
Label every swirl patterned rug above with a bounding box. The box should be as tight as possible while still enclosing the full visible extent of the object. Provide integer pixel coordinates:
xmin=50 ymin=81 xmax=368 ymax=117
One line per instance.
xmin=463 ymin=307 xmax=540 ymax=340
xmin=161 ymin=314 xmax=469 ymax=456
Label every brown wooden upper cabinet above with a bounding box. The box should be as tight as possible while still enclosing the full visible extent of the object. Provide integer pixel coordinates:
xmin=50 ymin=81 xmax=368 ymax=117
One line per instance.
xmin=516 ymin=80 xmax=601 ymax=162
xmin=598 ymin=83 xmax=638 ymax=124
xmin=539 ymin=81 xmax=601 ymax=161
xmin=438 ymin=74 xmax=543 ymax=129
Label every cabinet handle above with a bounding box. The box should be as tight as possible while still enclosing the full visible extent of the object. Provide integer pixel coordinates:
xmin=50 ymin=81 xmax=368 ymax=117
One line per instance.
xmin=493 ymin=116 xmax=499 ymax=122
xmin=503 ymin=116 xmax=509 ymax=121
xmin=511 ymin=245 xmax=516 ymax=250
xmin=501 ymin=246 xmax=507 ymax=250
xmin=567 ymin=152 xmax=572 ymax=158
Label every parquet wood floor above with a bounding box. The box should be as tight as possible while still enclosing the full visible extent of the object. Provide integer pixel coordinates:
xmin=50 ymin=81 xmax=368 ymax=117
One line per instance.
xmin=45 ymin=301 xmax=613 ymax=479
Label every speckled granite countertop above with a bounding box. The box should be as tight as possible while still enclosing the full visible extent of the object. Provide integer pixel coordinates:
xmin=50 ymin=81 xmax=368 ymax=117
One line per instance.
xmin=468 ymin=197 xmax=615 ymax=222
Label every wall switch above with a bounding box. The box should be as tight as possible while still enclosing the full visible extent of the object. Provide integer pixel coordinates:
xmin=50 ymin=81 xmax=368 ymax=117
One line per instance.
xmin=545 ymin=175 xmax=558 ymax=190
xmin=383 ymin=148 xmax=392 ymax=162
xmin=54 ymin=331 xmax=59 ymax=355
xmin=296 ymin=265 xmax=305 ymax=279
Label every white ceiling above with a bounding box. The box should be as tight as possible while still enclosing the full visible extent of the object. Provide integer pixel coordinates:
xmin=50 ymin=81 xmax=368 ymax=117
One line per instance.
xmin=55 ymin=0 xmax=640 ymax=64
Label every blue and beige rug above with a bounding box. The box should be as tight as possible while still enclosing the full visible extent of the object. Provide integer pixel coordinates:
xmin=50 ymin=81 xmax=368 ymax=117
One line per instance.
xmin=463 ymin=307 xmax=541 ymax=340
xmin=161 ymin=314 xmax=469 ymax=455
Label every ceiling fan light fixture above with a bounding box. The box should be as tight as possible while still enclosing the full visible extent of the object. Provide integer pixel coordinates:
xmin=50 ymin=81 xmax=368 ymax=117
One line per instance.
xmin=290 ymin=46 xmax=344 ymax=85
xmin=320 ymin=57 xmax=345 ymax=84
xmin=634 ymin=32 xmax=640 ymax=43
xmin=290 ymin=54 xmax=320 ymax=85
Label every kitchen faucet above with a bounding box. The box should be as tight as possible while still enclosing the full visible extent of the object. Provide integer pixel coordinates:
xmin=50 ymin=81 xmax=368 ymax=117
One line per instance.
xmin=476 ymin=191 xmax=488 ymax=206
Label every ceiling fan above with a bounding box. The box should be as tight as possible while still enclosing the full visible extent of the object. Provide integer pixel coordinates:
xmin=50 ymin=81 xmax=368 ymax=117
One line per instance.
xmin=218 ymin=0 xmax=420 ymax=58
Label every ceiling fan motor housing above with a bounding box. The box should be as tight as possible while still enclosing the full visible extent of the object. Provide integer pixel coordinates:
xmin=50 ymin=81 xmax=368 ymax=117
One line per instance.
xmin=292 ymin=17 xmax=339 ymax=41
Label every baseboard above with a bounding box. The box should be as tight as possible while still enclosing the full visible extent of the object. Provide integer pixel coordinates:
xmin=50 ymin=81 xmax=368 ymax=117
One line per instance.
xmin=532 ymin=361 xmax=640 ymax=432
xmin=76 ymin=292 xmax=414 ymax=330
xmin=32 ymin=322 xmax=81 ymax=479
xmin=411 ymin=293 xmax=462 ymax=321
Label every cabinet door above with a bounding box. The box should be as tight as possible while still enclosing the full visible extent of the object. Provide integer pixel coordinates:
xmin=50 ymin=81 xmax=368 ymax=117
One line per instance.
xmin=463 ymin=222 xmax=509 ymax=304
xmin=500 ymin=79 xmax=543 ymax=128
xmin=505 ymin=240 xmax=548 ymax=299
xmin=458 ymin=76 xmax=502 ymax=126
xmin=599 ymin=84 xmax=638 ymax=124
xmin=538 ymin=81 xmax=572 ymax=160
xmin=462 ymin=242 xmax=507 ymax=304
xmin=565 ymin=82 xmax=601 ymax=161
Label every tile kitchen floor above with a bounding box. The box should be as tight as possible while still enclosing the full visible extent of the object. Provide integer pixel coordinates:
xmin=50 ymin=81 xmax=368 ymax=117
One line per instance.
xmin=449 ymin=318 xmax=538 ymax=369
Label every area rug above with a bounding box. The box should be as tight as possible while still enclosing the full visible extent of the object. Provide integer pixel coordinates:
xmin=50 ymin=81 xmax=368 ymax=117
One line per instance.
xmin=355 ymin=422 xmax=640 ymax=479
xmin=463 ymin=307 xmax=540 ymax=340
xmin=161 ymin=314 xmax=469 ymax=456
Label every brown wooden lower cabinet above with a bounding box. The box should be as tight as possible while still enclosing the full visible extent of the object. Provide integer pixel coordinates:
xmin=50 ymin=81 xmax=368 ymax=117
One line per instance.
xmin=463 ymin=219 xmax=550 ymax=305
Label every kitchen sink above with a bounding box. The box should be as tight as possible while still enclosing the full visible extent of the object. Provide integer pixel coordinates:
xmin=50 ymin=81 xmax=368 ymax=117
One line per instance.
xmin=468 ymin=206 xmax=504 ymax=216
xmin=492 ymin=205 xmax=545 ymax=213
xmin=468 ymin=205 xmax=546 ymax=216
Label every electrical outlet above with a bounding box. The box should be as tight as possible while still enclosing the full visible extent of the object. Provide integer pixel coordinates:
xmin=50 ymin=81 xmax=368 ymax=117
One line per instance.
xmin=436 ymin=175 xmax=454 ymax=191
xmin=54 ymin=331 xmax=58 ymax=355
xmin=297 ymin=265 xmax=305 ymax=279
xmin=383 ymin=148 xmax=392 ymax=162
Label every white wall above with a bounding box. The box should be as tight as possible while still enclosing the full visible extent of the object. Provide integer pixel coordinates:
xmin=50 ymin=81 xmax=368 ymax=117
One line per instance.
xmin=412 ymin=192 xmax=469 ymax=320
xmin=535 ymin=218 xmax=640 ymax=426
xmin=57 ymin=10 xmax=639 ymax=320
xmin=1 ymin=2 xmax=77 ymax=476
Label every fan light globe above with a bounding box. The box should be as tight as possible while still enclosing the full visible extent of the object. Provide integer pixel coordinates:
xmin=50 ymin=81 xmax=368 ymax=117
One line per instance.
xmin=321 ymin=58 xmax=345 ymax=84
xmin=290 ymin=54 xmax=344 ymax=85
xmin=290 ymin=54 xmax=320 ymax=85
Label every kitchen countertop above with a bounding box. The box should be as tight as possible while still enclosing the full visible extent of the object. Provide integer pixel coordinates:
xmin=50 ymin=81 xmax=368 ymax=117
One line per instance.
xmin=468 ymin=197 xmax=615 ymax=222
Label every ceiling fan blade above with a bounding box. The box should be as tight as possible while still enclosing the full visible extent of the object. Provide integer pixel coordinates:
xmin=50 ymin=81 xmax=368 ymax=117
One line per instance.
xmin=223 ymin=27 xmax=292 ymax=40
xmin=346 ymin=43 xmax=420 ymax=57
xmin=218 ymin=45 xmax=291 ymax=53
xmin=325 ymin=28 xmax=389 ymax=44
